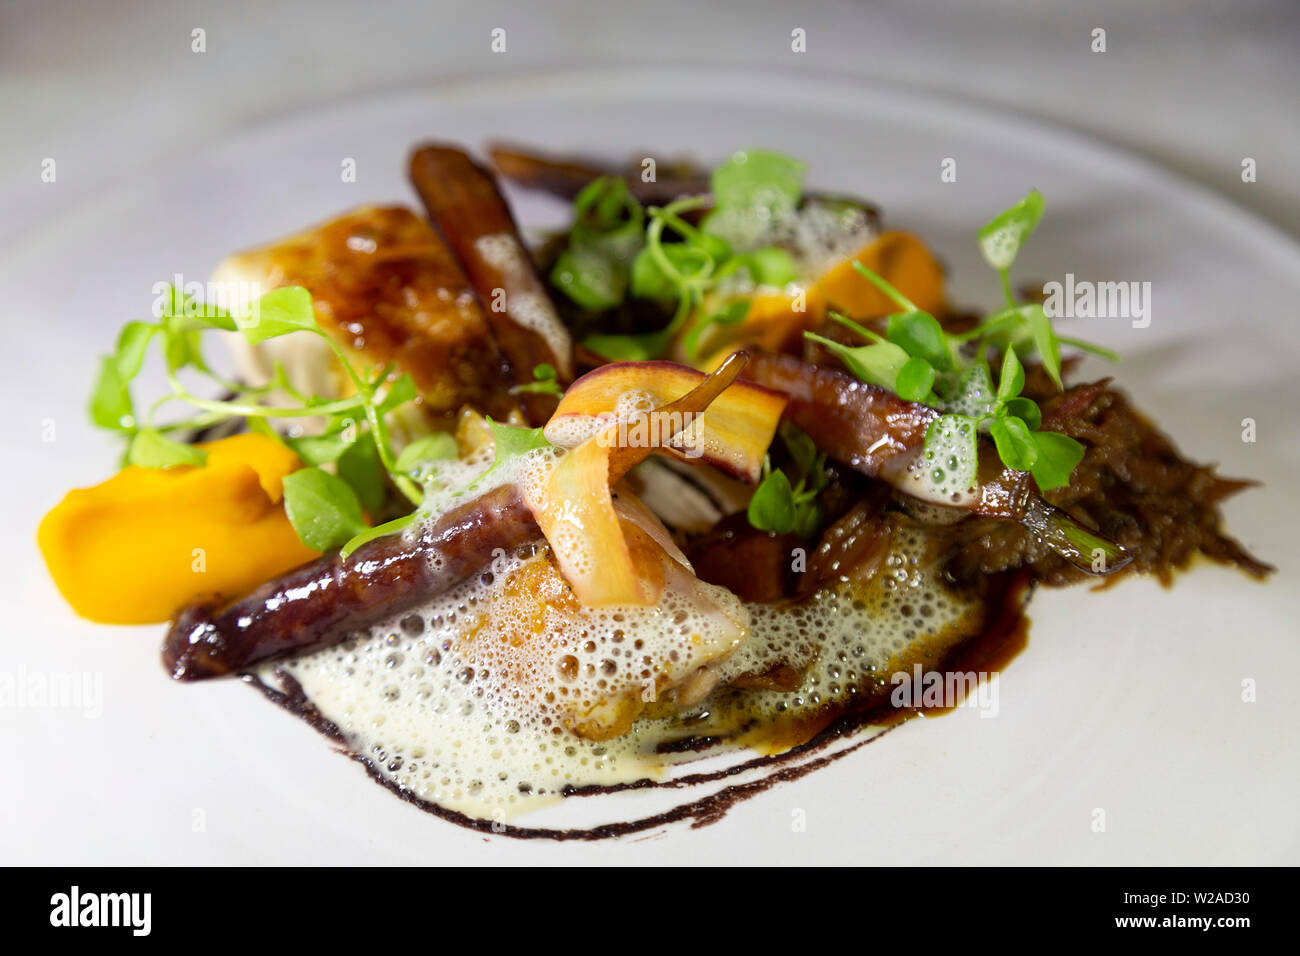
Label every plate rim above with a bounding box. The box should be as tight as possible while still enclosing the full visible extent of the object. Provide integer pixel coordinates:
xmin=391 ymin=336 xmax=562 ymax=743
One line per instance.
xmin=6 ymin=63 xmax=1297 ymax=863
xmin=5 ymin=64 xmax=1299 ymax=273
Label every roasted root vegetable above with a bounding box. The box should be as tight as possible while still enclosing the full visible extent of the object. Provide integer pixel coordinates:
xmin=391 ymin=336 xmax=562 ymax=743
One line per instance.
xmin=409 ymin=144 xmax=575 ymax=424
xmin=544 ymin=355 xmax=788 ymax=481
xmin=525 ymin=353 xmax=785 ymax=606
xmin=164 ymin=484 xmax=539 ymax=680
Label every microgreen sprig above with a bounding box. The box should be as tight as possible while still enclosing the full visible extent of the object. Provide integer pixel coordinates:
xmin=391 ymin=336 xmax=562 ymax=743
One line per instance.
xmin=509 ymin=363 xmax=565 ymax=399
xmin=549 ymin=177 xmax=646 ymax=311
xmin=88 ymin=284 xmax=439 ymax=552
xmin=800 ymin=189 xmax=1106 ymax=493
xmin=555 ymin=150 xmax=806 ymax=362
xmin=747 ymin=424 xmax=828 ymax=537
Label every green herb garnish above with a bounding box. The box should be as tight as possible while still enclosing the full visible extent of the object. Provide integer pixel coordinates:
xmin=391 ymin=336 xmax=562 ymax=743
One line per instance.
xmin=281 ymin=467 xmax=368 ymax=552
xmin=550 ymin=177 xmax=645 ymax=311
xmin=802 ymin=190 xmax=1109 ymax=493
xmin=394 ymin=433 xmax=459 ymax=479
xmin=548 ymin=150 xmax=807 ymax=362
xmin=746 ymin=424 xmax=827 ymax=536
xmin=702 ymin=149 xmax=806 ymax=247
xmin=339 ymin=513 xmax=419 ymax=560
xmin=509 ymin=363 xmax=565 ymax=399
xmin=977 ymin=188 xmax=1044 ymax=302
xmin=127 ymin=428 xmax=207 ymax=468
xmin=468 ymin=419 xmax=553 ymax=492
xmin=88 ymin=284 xmax=449 ymax=551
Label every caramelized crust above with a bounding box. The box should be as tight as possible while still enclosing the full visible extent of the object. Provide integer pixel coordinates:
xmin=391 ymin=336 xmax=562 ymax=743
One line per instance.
xmin=213 ymin=204 xmax=523 ymax=420
xmin=410 ymin=145 xmax=574 ymax=424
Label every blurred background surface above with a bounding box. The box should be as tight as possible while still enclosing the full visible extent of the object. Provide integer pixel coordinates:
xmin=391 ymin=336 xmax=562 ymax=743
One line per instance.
xmin=3 ymin=0 xmax=1298 ymax=239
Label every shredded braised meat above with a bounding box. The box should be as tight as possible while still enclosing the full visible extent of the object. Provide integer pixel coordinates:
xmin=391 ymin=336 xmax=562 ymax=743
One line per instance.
xmin=942 ymin=365 xmax=1272 ymax=586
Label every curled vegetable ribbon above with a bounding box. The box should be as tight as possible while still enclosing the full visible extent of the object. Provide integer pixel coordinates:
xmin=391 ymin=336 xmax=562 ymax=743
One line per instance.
xmin=524 ymin=352 xmax=786 ymax=606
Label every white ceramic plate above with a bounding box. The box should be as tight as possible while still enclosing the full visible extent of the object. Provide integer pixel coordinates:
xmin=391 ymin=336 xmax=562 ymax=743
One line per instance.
xmin=3 ymin=67 xmax=1297 ymax=865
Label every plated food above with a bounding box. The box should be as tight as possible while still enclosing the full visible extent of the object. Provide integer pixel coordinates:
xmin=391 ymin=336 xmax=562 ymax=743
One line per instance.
xmin=37 ymin=142 xmax=1270 ymax=837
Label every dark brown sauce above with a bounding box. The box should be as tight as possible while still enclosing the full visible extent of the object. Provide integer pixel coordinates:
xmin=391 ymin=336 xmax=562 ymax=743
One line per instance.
xmin=244 ymin=569 xmax=1033 ymax=841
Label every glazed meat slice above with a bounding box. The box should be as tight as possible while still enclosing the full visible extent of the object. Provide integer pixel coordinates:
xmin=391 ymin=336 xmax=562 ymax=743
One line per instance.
xmin=210 ymin=204 xmax=523 ymax=421
xmin=164 ymin=485 xmax=540 ymax=680
xmin=410 ymin=145 xmax=575 ymax=424
xmin=742 ymin=350 xmax=1132 ymax=575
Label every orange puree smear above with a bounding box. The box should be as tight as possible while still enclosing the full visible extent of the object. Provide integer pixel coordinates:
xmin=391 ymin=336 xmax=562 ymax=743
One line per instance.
xmin=38 ymin=433 xmax=318 ymax=624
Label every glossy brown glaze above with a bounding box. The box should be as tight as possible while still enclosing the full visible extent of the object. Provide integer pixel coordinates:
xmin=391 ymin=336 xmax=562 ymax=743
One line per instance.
xmin=162 ymin=485 xmax=540 ymax=681
xmin=743 ymin=350 xmax=1131 ymax=574
xmin=410 ymin=144 xmax=573 ymax=425
xmin=743 ymin=349 xmax=939 ymax=480
xmin=214 ymin=204 xmax=524 ymax=422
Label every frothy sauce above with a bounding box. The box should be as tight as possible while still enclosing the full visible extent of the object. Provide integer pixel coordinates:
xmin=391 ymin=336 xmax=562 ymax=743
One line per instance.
xmin=252 ymin=519 xmax=1025 ymax=837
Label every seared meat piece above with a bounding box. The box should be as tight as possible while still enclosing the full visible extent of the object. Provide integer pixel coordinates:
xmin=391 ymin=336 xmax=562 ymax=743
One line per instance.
xmin=163 ymin=486 xmax=540 ymax=680
xmin=410 ymin=145 xmax=574 ymax=425
xmin=743 ymin=350 xmax=1131 ymax=574
xmin=685 ymin=513 xmax=800 ymax=604
xmin=211 ymin=204 xmax=523 ymax=421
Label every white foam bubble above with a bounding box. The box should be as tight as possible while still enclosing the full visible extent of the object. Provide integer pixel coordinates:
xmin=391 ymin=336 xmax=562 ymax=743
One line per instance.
xmin=264 ymin=520 xmax=980 ymax=823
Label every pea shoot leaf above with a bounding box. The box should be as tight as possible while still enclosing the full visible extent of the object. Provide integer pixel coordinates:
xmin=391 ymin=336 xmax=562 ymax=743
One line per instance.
xmin=895 ymin=356 xmax=937 ymax=402
xmin=630 ymin=243 xmax=714 ymax=300
xmin=747 ymin=468 xmax=797 ymax=534
xmin=1002 ymin=396 xmax=1042 ymax=431
xmin=978 ymin=189 xmax=1044 ymax=272
xmin=807 ymin=333 xmax=912 ymax=393
xmin=394 ymin=433 xmax=459 ymax=477
xmin=470 ymin=419 xmax=553 ymax=490
xmin=702 ymin=149 xmax=805 ymax=246
xmin=709 ymin=149 xmax=805 ymax=218
xmin=337 ymin=431 xmax=387 ymax=515
xmin=1021 ymin=303 xmax=1063 ymax=390
xmin=282 ymin=467 xmax=368 ymax=552
xmin=937 ymin=363 xmax=999 ymax=417
xmin=377 ymin=373 xmax=418 ymax=414
xmin=780 ymin=423 xmax=821 ymax=483
xmin=287 ymin=427 xmax=354 ymax=466
xmin=510 ymin=363 xmax=566 ymax=398
xmin=113 ymin=322 xmax=155 ymax=382
xmin=89 ymin=356 xmax=134 ymax=433
xmin=988 ymin=415 xmax=1038 ymax=471
xmin=340 ymin=513 xmax=419 ymax=560
xmin=1028 ymin=431 xmax=1086 ymax=491
xmin=488 ymin=419 xmax=551 ymax=461
xmin=127 ymin=428 xmax=207 ymax=468
xmin=236 ymin=286 xmax=318 ymax=345
xmin=551 ymin=244 xmax=627 ymax=311
xmin=998 ymin=346 xmax=1025 ymax=401
xmin=549 ymin=177 xmax=647 ymax=311
xmin=922 ymin=414 xmax=980 ymax=497
xmin=886 ymin=310 xmax=952 ymax=370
